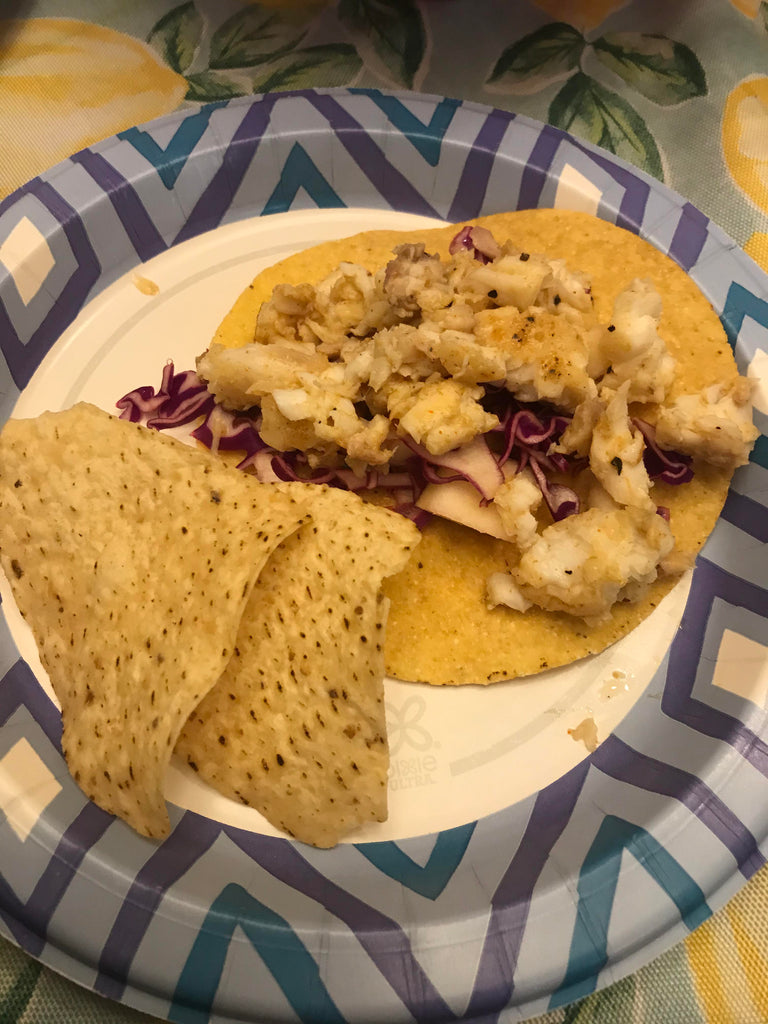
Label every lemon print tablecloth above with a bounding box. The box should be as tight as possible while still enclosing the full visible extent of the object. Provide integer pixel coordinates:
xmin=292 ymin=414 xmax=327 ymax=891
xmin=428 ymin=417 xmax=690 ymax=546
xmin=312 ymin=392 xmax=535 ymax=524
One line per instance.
xmin=1 ymin=1 xmax=768 ymax=1022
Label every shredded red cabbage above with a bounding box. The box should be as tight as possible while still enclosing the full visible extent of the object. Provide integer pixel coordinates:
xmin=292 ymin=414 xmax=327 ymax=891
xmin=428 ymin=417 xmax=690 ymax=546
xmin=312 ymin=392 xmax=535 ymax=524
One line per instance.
xmin=448 ymin=225 xmax=501 ymax=264
xmin=491 ymin=401 xmax=572 ymax=472
xmin=401 ymin=435 xmax=503 ymax=501
xmin=633 ymin=418 xmax=693 ymax=485
xmin=117 ymin=363 xmax=429 ymax=523
xmin=117 ymin=362 xmax=214 ymax=428
xmin=392 ymin=503 xmax=433 ymax=530
xmin=192 ymin=405 xmax=265 ymax=456
xmin=116 ymin=365 xmax=584 ymax=526
xmin=117 ymin=364 xmax=692 ymax=533
xmin=528 ymin=458 xmax=580 ymax=522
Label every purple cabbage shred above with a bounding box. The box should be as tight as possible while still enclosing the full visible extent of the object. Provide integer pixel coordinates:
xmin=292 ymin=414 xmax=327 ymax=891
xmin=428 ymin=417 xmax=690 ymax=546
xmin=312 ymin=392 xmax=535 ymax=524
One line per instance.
xmin=633 ymin=418 xmax=693 ymax=485
xmin=116 ymin=361 xmax=214 ymax=428
xmin=116 ymin=365 xmax=694 ymax=532
xmin=448 ymin=225 xmax=501 ymax=264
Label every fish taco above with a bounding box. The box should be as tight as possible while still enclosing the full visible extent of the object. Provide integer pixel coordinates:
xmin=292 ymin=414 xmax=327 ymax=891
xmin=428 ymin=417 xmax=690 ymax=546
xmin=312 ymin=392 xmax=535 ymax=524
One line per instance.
xmin=161 ymin=209 xmax=759 ymax=685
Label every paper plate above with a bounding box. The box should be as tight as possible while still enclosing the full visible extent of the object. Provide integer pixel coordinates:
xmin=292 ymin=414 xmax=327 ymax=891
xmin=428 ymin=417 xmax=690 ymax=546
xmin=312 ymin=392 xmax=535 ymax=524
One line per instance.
xmin=0 ymin=89 xmax=767 ymax=1023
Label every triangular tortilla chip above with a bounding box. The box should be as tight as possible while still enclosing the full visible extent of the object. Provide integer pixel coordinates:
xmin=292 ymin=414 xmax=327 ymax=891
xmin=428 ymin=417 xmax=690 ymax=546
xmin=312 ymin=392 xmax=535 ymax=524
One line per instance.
xmin=0 ymin=403 xmax=309 ymax=838
xmin=177 ymin=486 xmax=420 ymax=847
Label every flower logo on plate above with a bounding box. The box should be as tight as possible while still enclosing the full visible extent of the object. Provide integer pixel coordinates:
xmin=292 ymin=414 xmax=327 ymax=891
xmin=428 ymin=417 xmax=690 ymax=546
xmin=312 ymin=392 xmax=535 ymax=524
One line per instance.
xmin=386 ymin=694 xmax=432 ymax=756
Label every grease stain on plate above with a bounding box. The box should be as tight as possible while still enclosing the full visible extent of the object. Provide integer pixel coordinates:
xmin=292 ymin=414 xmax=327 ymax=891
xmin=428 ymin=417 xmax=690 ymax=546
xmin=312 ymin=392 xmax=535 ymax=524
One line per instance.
xmin=132 ymin=274 xmax=159 ymax=296
xmin=568 ymin=716 xmax=599 ymax=752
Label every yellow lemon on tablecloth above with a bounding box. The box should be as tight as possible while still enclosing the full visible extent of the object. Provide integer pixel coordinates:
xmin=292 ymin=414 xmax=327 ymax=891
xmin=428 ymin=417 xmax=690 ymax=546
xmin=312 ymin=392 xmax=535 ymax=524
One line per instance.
xmin=722 ymin=76 xmax=768 ymax=214
xmin=0 ymin=18 xmax=188 ymax=199
xmin=729 ymin=0 xmax=761 ymax=17
xmin=530 ymin=0 xmax=629 ymax=31
xmin=744 ymin=231 xmax=768 ymax=272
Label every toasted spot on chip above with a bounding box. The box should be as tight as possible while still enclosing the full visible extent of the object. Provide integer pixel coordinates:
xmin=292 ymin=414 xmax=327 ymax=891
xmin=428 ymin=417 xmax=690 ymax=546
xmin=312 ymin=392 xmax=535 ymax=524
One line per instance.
xmin=0 ymin=403 xmax=309 ymax=838
xmin=176 ymin=486 xmax=420 ymax=847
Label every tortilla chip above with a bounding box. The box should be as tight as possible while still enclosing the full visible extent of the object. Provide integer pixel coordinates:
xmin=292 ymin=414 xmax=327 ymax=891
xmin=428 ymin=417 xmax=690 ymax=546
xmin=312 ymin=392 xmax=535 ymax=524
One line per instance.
xmin=0 ymin=403 xmax=310 ymax=837
xmin=213 ymin=209 xmax=738 ymax=684
xmin=176 ymin=486 xmax=420 ymax=847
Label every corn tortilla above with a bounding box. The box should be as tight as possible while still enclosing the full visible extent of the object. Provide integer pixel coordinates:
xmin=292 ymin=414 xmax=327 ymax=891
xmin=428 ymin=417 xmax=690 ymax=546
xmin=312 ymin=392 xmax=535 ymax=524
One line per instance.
xmin=212 ymin=210 xmax=738 ymax=685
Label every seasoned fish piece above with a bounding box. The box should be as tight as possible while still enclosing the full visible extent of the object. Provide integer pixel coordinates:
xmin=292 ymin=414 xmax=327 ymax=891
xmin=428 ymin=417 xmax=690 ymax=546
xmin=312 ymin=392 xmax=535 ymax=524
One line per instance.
xmin=598 ymin=278 xmax=676 ymax=403
xmin=492 ymin=470 xmax=543 ymax=550
xmin=509 ymin=505 xmax=675 ymax=622
xmin=387 ymin=378 xmax=499 ymax=456
xmin=382 ymin=243 xmax=453 ymax=314
xmin=197 ymin=341 xmax=328 ymax=409
xmin=473 ymin=306 xmax=597 ymax=410
xmin=590 ymin=383 xmax=654 ymax=511
xmin=654 ymin=378 xmax=759 ymax=468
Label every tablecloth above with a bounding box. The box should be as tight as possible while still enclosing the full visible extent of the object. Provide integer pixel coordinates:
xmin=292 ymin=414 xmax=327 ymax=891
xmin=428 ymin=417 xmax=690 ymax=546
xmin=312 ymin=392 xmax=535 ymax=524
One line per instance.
xmin=0 ymin=1 xmax=767 ymax=1021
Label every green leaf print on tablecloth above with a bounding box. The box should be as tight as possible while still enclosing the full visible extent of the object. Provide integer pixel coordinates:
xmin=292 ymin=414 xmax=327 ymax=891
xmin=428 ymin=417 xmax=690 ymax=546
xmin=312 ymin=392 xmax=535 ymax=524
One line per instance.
xmin=550 ymin=71 xmax=663 ymax=178
xmin=593 ymin=33 xmax=706 ymax=105
xmin=145 ymin=1 xmax=365 ymax=102
xmin=337 ymin=0 xmax=427 ymax=89
xmin=247 ymin=44 xmax=363 ymax=92
xmin=147 ymin=1 xmax=203 ymax=75
xmin=209 ymin=6 xmax=307 ymax=69
xmin=183 ymin=69 xmax=246 ymax=101
xmin=486 ymin=21 xmax=707 ymax=178
xmin=487 ymin=22 xmax=585 ymax=93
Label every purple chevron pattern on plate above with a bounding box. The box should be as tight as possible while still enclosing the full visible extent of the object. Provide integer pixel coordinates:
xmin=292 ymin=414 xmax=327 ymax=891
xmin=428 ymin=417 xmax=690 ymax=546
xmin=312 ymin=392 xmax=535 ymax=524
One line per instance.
xmin=0 ymin=89 xmax=766 ymax=1023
